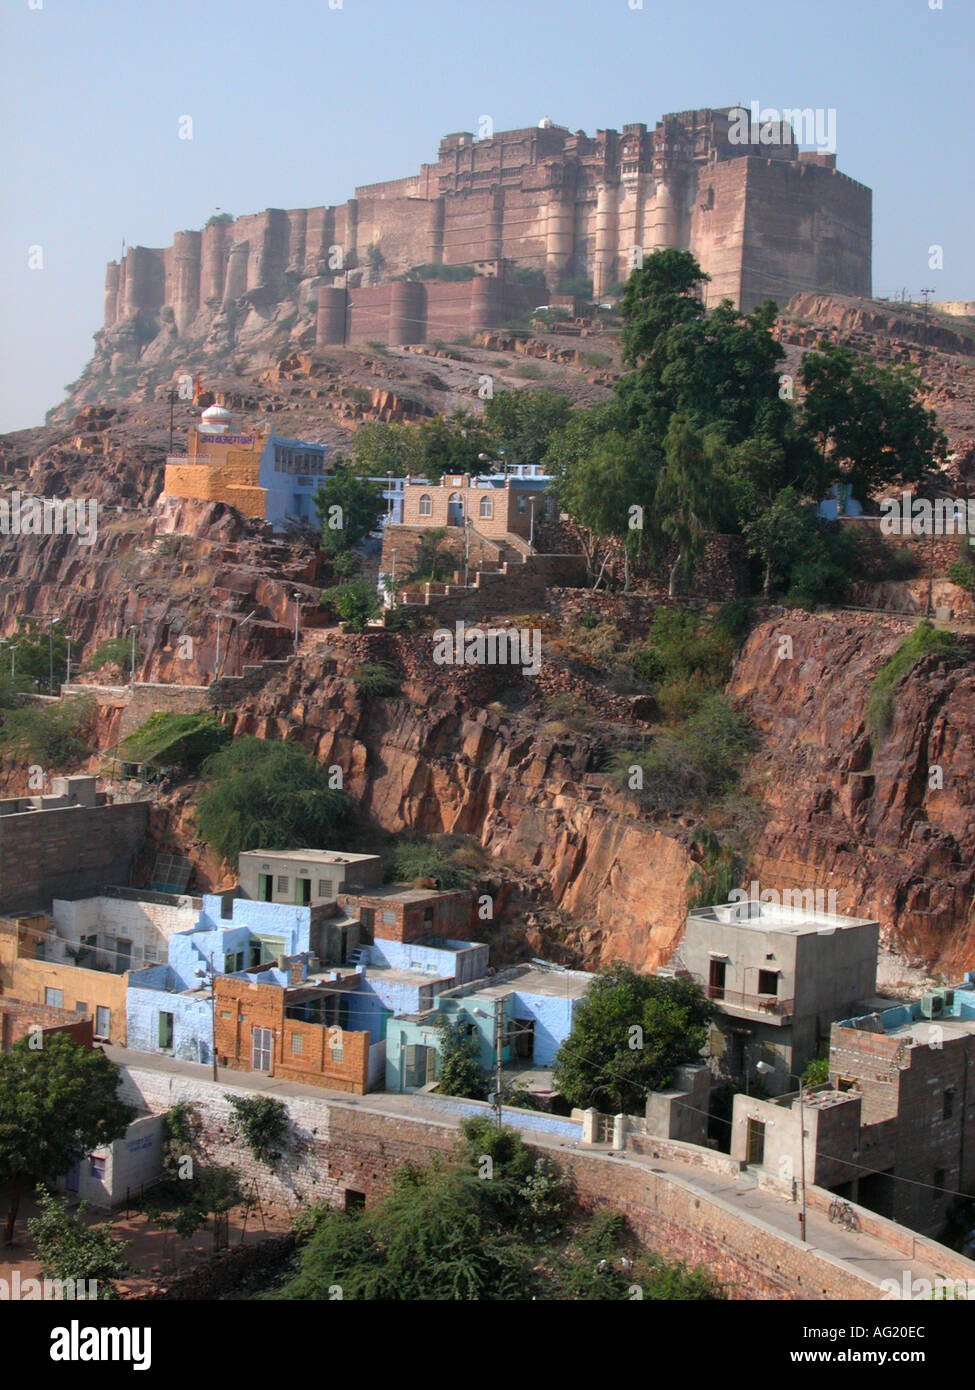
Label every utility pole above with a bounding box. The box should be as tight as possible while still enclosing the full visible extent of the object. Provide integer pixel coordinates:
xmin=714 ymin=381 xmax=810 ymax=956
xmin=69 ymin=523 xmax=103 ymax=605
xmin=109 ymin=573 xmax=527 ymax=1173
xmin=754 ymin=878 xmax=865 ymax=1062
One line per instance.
xmin=168 ymin=388 xmax=176 ymax=455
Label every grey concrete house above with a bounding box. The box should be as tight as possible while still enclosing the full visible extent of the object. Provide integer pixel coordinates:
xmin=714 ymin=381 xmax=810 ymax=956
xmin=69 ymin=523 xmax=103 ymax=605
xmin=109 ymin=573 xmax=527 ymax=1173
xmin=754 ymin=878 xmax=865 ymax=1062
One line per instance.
xmin=679 ymin=899 xmax=880 ymax=1091
xmin=237 ymin=849 xmax=383 ymax=908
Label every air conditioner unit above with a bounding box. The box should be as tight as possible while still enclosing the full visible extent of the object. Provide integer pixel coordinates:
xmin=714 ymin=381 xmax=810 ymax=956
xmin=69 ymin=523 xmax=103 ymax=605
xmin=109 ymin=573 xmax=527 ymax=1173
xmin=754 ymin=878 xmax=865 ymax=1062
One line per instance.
xmin=920 ymin=993 xmax=945 ymax=1019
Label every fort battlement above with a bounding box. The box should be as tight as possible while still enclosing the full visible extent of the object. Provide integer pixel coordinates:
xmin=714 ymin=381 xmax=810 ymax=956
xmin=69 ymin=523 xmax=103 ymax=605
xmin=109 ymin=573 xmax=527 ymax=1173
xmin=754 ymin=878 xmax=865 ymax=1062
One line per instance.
xmin=102 ymin=108 xmax=871 ymax=341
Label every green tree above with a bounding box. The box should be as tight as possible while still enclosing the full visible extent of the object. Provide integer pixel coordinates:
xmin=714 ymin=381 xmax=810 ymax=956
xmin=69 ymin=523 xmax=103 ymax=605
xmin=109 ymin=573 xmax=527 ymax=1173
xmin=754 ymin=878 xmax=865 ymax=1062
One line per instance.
xmin=349 ymin=420 xmax=424 ymax=479
xmin=483 ymin=388 xmax=572 ymax=471
xmin=0 ymin=1035 xmax=135 ymax=1244
xmin=654 ymin=415 xmax=723 ymax=597
xmin=313 ymin=467 xmax=385 ymax=555
xmin=27 ymin=1188 xmax=130 ymax=1298
xmin=320 ymin=577 xmax=382 ymax=632
xmin=799 ymin=340 xmax=947 ymax=500
xmin=435 ymin=1018 xmax=488 ymax=1101
xmin=553 ymin=965 xmax=713 ymax=1114
xmin=195 ymin=736 xmax=350 ymax=863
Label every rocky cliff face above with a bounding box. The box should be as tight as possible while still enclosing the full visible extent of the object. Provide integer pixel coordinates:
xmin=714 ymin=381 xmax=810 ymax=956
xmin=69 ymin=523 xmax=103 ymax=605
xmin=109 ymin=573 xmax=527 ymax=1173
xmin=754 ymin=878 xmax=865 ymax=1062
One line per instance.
xmin=731 ymin=609 xmax=975 ymax=975
xmin=137 ymin=608 xmax=975 ymax=979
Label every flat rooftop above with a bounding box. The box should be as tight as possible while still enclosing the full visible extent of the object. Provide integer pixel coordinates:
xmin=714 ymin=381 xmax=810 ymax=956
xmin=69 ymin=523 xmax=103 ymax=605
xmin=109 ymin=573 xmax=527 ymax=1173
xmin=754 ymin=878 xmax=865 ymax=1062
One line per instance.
xmin=471 ymin=966 xmax=593 ymax=1000
xmin=240 ymin=849 xmax=380 ymax=866
xmin=689 ymin=901 xmax=878 ymax=936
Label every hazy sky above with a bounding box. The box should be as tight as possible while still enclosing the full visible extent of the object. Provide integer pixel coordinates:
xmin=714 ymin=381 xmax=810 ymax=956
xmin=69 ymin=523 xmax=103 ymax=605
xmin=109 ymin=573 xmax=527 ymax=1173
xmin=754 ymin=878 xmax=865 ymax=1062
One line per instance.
xmin=1 ymin=0 xmax=972 ymax=432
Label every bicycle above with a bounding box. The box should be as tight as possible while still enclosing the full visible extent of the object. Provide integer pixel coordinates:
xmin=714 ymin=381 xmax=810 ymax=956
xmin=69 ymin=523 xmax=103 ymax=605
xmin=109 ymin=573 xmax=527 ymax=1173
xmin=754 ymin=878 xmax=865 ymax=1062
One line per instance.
xmin=828 ymin=1198 xmax=860 ymax=1231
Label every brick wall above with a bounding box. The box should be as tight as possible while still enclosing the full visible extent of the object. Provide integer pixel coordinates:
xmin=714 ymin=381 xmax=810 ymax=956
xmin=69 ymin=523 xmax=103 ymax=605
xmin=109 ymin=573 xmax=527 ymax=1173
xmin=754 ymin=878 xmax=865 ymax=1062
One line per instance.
xmin=214 ymin=976 xmax=370 ymax=1094
xmin=0 ymin=801 xmax=149 ymax=915
xmin=0 ymin=996 xmax=94 ymax=1050
xmin=116 ymin=1063 xmax=911 ymax=1300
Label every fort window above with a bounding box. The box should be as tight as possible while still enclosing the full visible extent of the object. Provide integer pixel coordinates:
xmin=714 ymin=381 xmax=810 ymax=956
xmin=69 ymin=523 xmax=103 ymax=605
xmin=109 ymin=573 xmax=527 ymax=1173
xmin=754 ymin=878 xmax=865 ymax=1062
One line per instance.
xmin=758 ymin=969 xmax=779 ymax=996
xmin=291 ymin=1033 xmax=303 ymax=1056
xmin=90 ymin=1156 xmax=107 ymax=1180
xmin=479 ymin=496 xmax=493 ymax=518
xmin=277 ymin=875 xmax=289 ymax=893
xmin=344 ymin=1189 xmax=366 ymax=1212
xmin=317 ymin=879 xmax=334 ymax=898
xmin=419 ymin=494 xmax=432 ymax=516
xmin=75 ymin=1001 xmax=88 ymax=1013
xmin=517 ymin=495 xmax=527 ymax=513
xmin=944 ymin=1089 xmax=956 ymax=1120
xmin=44 ymin=988 xmax=63 ymax=1008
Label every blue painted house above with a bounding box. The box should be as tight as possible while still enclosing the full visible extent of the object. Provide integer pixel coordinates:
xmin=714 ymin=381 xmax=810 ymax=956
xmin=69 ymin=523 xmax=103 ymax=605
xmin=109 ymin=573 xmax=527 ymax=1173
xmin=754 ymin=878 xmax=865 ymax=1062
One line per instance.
xmin=385 ymin=964 xmax=592 ymax=1093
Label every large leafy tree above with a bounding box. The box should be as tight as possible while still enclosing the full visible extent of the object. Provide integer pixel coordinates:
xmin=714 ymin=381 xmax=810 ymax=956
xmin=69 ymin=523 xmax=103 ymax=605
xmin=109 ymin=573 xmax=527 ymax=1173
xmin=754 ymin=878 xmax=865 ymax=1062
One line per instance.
xmin=799 ymin=340 xmax=947 ymax=499
xmin=195 ymin=736 xmax=351 ymax=864
xmin=546 ymin=412 xmax=653 ymax=585
xmin=0 ymin=1035 xmax=135 ymax=1244
xmin=654 ymin=416 xmax=724 ymax=597
xmin=349 ymin=421 xmax=425 ymax=479
xmin=553 ymin=965 xmax=713 ymax=1115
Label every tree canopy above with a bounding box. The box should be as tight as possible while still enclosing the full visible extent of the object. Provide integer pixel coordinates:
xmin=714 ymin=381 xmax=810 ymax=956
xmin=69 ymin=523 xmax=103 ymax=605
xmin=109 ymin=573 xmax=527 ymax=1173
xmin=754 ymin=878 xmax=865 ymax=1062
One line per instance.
xmin=553 ymin=965 xmax=713 ymax=1114
xmin=195 ymin=736 xmax=351 ymax=864
xmin=0 ymin=1034 xmax=134 ymax=1244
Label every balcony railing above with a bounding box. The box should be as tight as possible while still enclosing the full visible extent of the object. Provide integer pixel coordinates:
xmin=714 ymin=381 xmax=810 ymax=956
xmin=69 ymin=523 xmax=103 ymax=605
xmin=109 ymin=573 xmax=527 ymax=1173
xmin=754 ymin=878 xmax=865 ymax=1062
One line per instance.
xmin=702 ymin=983 xmax=795 ymax=1018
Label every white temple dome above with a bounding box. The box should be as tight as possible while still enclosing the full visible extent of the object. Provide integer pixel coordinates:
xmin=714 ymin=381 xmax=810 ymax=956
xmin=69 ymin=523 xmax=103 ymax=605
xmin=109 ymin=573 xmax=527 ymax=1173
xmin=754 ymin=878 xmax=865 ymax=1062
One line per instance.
xmin=200 ymin=403 xmax=232 ymax=434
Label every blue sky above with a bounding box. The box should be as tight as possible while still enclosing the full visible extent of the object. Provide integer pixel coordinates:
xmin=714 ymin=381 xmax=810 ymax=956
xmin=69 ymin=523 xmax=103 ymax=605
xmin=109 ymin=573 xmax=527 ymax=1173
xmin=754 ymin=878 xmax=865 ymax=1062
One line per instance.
xmin=1 ymin=0 xmax=972 ymax=432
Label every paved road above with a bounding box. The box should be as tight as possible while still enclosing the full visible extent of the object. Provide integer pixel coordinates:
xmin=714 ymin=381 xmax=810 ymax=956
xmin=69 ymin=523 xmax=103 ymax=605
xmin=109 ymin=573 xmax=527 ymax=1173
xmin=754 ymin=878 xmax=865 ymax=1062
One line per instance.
xmin=107 ymin=1045 xmax=969 ymax=1296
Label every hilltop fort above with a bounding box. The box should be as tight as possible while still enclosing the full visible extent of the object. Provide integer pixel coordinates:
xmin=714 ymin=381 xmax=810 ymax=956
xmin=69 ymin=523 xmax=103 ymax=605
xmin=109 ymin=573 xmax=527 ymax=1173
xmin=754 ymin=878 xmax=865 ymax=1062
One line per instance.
xmin=97 ymin=108 xmax=871 ymax=369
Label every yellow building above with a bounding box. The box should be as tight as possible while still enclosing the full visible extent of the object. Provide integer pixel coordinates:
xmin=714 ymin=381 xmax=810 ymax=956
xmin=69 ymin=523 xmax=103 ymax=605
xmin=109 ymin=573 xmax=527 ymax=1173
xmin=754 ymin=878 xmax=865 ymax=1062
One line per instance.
xmin=163 ymin=404 xmax=328 ymax=529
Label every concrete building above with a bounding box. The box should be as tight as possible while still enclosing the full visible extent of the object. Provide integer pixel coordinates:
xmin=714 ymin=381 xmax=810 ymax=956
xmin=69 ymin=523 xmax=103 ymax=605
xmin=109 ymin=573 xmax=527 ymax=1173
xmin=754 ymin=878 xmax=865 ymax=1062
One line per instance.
xmin=679 ymin=898 xmax=879 ymax=1091
xmin=45 ymin=891 xmax=201 ymax=973
xmin=385 ymin=963 xmax=592 ymax=1093
xmin=237 ymin=848 xmax=383 ymax=907
xmin=0 ymin=776 xmax=149 ymax=915
xmin=57 ymin=1114 xmax=164 ymax=1209
xmin=162 ymin=405 xmax=329 ymax=530
xmin=0 ymin=912 xmax=130 ymax=1045
xmin=731 ymin=976 xmax=975 ymax=1238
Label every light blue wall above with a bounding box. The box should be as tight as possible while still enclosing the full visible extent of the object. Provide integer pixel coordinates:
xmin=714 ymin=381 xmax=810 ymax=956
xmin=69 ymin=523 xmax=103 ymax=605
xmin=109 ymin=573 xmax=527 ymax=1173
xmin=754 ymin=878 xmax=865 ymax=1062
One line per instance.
xmin=195 ymin=895 xmax=312 ymax=955
xmin=258 ymin=434 xmax=327 ymax=531
xmin=509 ymin=989 xmax=582 ymax=1067
xmin=126 ymin=969 xmax=213 ymax=1064
xmin=365 ymin=938 xmax=489 ymax=985
xmin=420 ymin=1093 xmax=582 ymax=1140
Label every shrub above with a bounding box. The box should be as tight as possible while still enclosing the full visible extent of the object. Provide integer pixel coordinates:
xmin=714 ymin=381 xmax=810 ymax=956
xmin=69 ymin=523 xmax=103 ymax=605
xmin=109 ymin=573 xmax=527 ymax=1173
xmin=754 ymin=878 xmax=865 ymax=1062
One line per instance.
xmin=384 ymin=836 xmax=480 ymax=890
xmin=83 ymin=637 xmax=137 ymax=673
xmin=612 ymin=694 xmax=753 ymax=814
xmin=121 ymin=711 xmax=228 ymax=774
xmin=434 ymin=1019 xmax=488 ymax=1101
xmin=352 ymin=662 xmax=400 ymax=698
xmin=513 ymin=363 xmax=543 ymax=380
xmin=226 ymin=1095 xmax=289 ymax=1166
xmin=948 ymin=558 xmax=975 ymax=595
xmin=320 ymin=579 xmax=382 ymax=632
xmin=0 ymin=696 xmax=94 ymax=768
